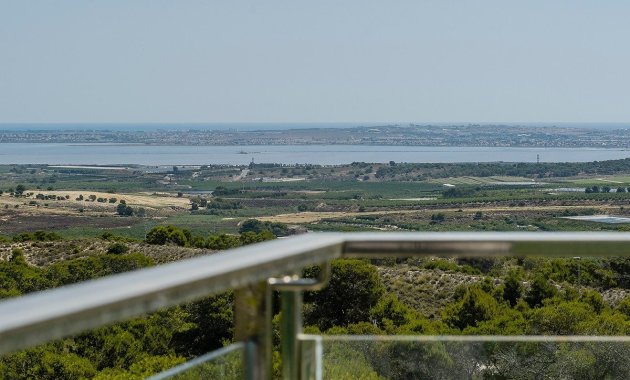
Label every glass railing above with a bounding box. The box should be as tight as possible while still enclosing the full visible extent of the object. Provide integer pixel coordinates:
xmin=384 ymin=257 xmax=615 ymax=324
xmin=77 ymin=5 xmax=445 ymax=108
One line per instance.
xmin=147 ymin=342 xmax=244 ymax=380
xmin=2 ymin=232 xmax=630 ymax=379
xmin=299 ymin=335 xmax=630 ymax=380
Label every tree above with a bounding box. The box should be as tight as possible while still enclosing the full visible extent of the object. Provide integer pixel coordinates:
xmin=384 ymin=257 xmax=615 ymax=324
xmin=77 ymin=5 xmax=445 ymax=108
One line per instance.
xmin=239 ymin=219 xmax=288 ymax=236
xmin=14 ymin=184 xmax=26 ymax=196
xmin=442 ymin=285 xmax=499 ymax=329
xmin=239 ymin=231 xmax=275 ymax=245
xmin=173 ymin=294 xmax=234 ymax=356
xmin=370 ymin=294 xmax=415 ymax=330
xmin=529 ymin=301 xmax=593 ymax=335
xmin=503 ymin=270 xmax=523 ymax=307
xmin=116 ymin=204 xmax=134 ymax=217
xmin=304 ymin=259 xmax=385 ymax=330
xmin=206 ymin=234 xmax=241 ymax=250
xmin=145 ymin=225 xmax=188 ymax=246
xmin=525 ymin=274 xmax=557 ymax=307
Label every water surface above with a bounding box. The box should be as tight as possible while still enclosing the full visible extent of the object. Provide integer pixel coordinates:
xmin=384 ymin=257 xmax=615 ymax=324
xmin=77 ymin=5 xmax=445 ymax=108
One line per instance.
xmin=0 ymin=144 xmax=628 ymax=165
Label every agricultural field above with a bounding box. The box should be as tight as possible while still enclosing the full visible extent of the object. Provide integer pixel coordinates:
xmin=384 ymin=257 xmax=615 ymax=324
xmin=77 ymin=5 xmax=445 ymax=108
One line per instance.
xmin=2 ymin=161 xmax=630 ymax=240
xmin=560 ymin=175 xmax=630 ymax=186
xmin=427 ymin=175 xmax=537 ymax=185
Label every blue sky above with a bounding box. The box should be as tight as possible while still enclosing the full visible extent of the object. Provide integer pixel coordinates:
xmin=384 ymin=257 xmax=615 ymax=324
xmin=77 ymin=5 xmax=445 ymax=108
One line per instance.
xmin=1 ymin=1 xmax=629 ymax=123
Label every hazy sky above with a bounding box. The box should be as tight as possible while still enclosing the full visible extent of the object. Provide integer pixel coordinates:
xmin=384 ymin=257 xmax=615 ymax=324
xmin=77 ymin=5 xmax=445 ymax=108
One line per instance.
xmin=1 ymin=1 xmax=629 ymax=123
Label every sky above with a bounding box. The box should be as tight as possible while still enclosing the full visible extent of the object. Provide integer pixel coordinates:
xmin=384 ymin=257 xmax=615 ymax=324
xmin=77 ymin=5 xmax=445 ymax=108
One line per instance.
xmin=1 ymin=1 xmax=629 ymax=124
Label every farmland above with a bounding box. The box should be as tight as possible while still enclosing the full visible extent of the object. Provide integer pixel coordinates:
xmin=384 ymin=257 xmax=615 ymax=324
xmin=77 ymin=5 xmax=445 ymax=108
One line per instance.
xmin=1 ymin=160 xmax=630 ymax=240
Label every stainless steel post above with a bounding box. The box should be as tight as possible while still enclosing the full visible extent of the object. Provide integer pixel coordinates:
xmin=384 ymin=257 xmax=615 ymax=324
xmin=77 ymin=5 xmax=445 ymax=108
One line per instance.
xmin=281 ymin=290 xmax=302 ymax=380
xmin=235 ymin=282 xmax=270 ymax=380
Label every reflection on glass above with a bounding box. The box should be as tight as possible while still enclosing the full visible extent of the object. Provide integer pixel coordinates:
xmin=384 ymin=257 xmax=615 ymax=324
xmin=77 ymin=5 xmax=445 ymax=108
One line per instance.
xmin=300 ymin=335 xmax=630 ymax=380
xmin=147 ymin=343 xmax=243 ymax=380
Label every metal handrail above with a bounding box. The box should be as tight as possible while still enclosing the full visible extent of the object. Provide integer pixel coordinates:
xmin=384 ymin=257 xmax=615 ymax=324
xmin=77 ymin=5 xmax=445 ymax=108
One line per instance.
xmin=1 ymin=232 xmax=629 ymax=356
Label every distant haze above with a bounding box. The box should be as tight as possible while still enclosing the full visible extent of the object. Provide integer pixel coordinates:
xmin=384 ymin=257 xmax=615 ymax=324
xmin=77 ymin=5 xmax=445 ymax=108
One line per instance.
xmin=1 ymin=123 xmax=630 ymax=132
xmin=1 ymin=1 xmax=630 ymax=124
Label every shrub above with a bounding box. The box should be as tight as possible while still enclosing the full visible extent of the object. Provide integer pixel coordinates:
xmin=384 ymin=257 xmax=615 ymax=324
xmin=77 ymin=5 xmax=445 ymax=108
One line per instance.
xmin=116 ymin=203 xmax=134 ymax=216
xmin=145 ymin=225 xmax=188 ymax=247
xmin=239 ymin=219 xmax=289 ymax=237
xmin=107 ymin=243 xmax=130 ymax=255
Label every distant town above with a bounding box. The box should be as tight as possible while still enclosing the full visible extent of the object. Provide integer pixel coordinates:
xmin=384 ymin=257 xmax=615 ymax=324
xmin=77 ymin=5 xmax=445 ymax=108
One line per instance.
xmin=1 ymin=124 xmax=629 ymax=148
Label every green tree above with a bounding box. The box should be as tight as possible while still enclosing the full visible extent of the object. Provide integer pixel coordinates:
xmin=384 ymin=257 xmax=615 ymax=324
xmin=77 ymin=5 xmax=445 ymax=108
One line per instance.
xmin=173 ymin=294 xmax=234 ymax=356
xmin=529 ymin=300 xmax=593 ymax=335
xmin=145 ymin=225 xmax=188 ymax=246
xmin=117 ymin=203 xmax=134 ymax=216
xmin=206 ymin=234 xmax=241 ymax=250
xmin=525 ymin=274 xmax=558 ymax=307
xmin=239 ymin=219 xmax=289 ymax=236
xmin=14 ymin=184 xmax=26 ymax=196
xmin=442 ymin=285 xmax=500 ymax=329
xmin=1 ymin=347 xmax=96 ymax=380
xmin=304 ymin=259 xmax=384 ymax=330
xmin=503 ymin=270 xmax=523 ymax=307
xmin=370 ymin=294 xmax=415 ymax=332
xmin=239 ymin=231 xmax=275 ymax=245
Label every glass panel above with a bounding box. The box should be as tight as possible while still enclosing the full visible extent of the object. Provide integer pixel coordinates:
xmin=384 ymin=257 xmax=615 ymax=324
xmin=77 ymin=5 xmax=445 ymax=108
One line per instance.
xmin=147 ymin=342 xmax=243 ymax=380
xmin=299 ymin=335 xmax=630 ymax=380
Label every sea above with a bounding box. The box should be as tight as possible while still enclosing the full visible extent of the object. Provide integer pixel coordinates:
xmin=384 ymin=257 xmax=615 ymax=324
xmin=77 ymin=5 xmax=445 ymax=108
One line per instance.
xmin=0 ymin=143 xmax=628 ymax=166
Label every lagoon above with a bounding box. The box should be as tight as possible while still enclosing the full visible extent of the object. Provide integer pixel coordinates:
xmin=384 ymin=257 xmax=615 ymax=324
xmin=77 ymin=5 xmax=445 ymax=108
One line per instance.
xmin=0 ymin=144 xmax=629 ymax=165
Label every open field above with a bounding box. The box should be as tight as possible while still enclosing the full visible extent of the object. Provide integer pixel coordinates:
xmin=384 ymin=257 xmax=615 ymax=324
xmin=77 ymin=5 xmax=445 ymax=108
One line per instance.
xmin=560 ymin=175 xmax=630 ymax=186
xmin=257 ymin=204 xmax=625 ymax=224
xmin=23 ymin=190 xmax=190 ymax=208
xmin=1 ymin=162 xmax=630 ymax=239
xmin=427 ymin=176 xmax=537 ymax=185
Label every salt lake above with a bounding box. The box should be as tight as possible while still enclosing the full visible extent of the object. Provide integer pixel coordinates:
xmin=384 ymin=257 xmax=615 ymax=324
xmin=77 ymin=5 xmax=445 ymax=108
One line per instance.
xmin=0 ymin=144 xmax=629 ymax=166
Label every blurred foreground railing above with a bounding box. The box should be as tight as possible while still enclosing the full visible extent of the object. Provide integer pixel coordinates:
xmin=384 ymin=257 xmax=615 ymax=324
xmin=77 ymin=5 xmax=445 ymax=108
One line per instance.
xmin=1 ymin=232 xmax=630 ymax=379
xmin=299 ymin=334 xmax=630 ymax=380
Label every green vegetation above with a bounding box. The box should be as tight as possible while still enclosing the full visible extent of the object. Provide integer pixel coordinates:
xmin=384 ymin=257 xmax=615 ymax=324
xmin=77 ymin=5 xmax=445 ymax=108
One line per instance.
xmin=144 ymin=224 xmax=275 ymax=249
xmin=12 ymin=231 xmax=62 ymax=242
xmin=2 ymin=227 xmax=630 ymax=377
xmin=2 ymin=159 xmax=630 ymax=378
xmin=0 ymin=224 xmax=280 ymax=378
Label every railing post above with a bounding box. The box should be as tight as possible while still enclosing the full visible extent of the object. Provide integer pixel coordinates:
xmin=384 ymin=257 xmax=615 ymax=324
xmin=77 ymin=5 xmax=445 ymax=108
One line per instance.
xmin=235 ymin=282 xmax=270 ymax=380
xmin=270 ymin=262 xmax=331 ymax=380
xmin=281 ymin=290 xmax=302 ymax=380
